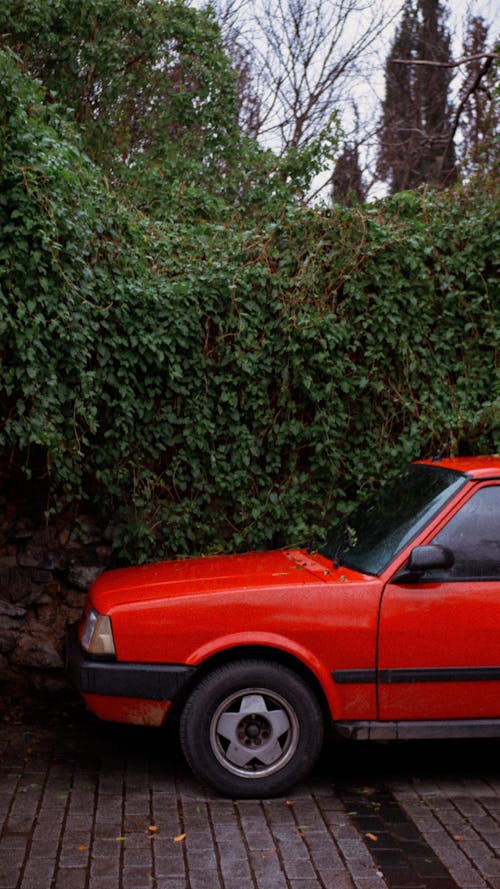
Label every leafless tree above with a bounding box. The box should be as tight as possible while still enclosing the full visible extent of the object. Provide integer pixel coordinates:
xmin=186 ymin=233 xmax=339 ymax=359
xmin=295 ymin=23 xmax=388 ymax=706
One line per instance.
xmin=205 ymin=0 xmax=403 ymax=153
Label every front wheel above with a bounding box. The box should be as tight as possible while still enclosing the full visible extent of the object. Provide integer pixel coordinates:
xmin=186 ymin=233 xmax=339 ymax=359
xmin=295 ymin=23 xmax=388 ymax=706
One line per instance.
xmin=179 ymin=660 xmax=324 ymax=798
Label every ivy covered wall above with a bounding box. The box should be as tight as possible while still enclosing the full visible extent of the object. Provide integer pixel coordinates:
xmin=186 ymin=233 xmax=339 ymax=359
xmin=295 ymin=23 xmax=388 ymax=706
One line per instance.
xmin=1 ymin=49 xmax=499 ymax=563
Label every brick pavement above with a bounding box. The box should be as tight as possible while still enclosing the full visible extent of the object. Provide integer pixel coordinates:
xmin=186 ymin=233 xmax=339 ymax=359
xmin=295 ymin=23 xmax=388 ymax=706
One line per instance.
xmin=0 ymin=697 xmax=500 ymax=889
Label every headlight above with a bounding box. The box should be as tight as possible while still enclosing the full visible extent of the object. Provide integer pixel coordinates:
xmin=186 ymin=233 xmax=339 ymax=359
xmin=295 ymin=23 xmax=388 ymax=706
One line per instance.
xmin=80 ymin=608 xmax=116 ymax=656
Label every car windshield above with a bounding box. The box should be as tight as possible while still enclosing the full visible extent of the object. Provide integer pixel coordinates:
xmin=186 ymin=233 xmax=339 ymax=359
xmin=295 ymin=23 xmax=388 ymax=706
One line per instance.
xmin=317 ymin=464 xmax=467 ymax=576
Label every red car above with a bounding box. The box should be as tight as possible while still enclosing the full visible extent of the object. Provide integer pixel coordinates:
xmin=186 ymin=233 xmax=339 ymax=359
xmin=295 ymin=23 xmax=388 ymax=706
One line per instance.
xmin=67 ymin=456 xmax=500 ymax=797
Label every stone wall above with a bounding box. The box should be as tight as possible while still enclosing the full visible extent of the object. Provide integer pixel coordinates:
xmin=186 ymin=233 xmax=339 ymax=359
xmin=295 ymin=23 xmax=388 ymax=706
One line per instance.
xmin=0 ymin=464 xmax=112 ymax=696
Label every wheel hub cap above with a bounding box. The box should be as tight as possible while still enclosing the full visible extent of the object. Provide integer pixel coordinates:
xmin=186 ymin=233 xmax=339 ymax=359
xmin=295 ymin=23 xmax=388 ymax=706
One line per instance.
xmin=210 ymin=689 xmax=300 ymax=779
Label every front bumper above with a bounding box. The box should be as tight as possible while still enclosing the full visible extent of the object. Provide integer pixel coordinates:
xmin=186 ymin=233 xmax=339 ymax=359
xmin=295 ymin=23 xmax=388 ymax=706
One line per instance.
xmin=66 ymin=623 xmax=196 ymax=701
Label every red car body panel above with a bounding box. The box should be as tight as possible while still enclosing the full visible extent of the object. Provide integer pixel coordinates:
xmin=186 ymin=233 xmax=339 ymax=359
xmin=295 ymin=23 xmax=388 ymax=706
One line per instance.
xmin=414 ymin=455 xmax=500 ymax=478
xmin=83 ymin=693 xmax=172 ymax=726
xmin=86 ymin=548 xmax=383 ymax=721
xmin=378 ymin=478 xmax=500 ymax=721
xmin=71 ymin=456 xmax=500 ymax=732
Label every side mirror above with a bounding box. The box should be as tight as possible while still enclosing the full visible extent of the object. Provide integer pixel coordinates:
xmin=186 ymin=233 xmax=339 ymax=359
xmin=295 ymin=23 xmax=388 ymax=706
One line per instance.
xmin=395 ymin=544 xmax=454 ymax=584
xmin=408 ymin=544 xmax=454 ymax=572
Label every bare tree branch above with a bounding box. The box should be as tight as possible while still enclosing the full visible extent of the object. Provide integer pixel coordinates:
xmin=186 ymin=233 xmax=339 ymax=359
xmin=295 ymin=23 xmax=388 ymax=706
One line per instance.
xmin=457 ymin=13 xmax=499 ymax=177
xmin=440 ymin=52 xmax=496 ymax=178
xmin=392 ymin=51 xmax=499 ymax=68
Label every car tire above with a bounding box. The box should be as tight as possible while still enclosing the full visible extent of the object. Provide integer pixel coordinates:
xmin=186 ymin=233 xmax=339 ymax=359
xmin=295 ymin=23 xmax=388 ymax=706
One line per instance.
xmin=179 ymin=659 xmax=324 ymax=798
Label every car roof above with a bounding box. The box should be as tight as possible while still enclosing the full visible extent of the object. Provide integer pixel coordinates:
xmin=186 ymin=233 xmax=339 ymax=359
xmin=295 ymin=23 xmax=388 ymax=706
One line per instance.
xmin=417 ymin=455 xmax=500 ymax=480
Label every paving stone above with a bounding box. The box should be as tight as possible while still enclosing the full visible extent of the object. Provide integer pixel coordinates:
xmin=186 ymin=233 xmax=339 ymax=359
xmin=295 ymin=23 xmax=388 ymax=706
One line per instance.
xmin=155 ymin=881 xmax=188 ymax=889
xmin=219 ymin=858 xmax=254 ymax=885
xmin=184 ymin=848 xmax=219 ymax=872
xmin=58 ymin=845 xmax=90 ymax=868
xmin=184 ymin=828 xmax=215 ymax=851
xmin=447 ymin=866 xmax=489 ymax=888
xmin=216 ymin=839 xmax=248 ymax=861
xmin=0 ymin=868 xmax=20 ymax=889
xmin=0 ymin=840 xmax=27 ymax=868
xmin=282 ymin=856 xmax=318 ymax=880
xmin=90 ymin=837 xmax=123 ymax=858
xmin=89 ymin=849 xmax=122 ymax=875
xmin=122 ymin=866 xmax=155 ymax=887
xmin=21 ymin=859 xmax=56 ymax=883
xmin=188 ymin=873 xmax=225 ymax=889
xmin=153 ymin=855 xmax=186 ymax=879
xmin=52 ymin=868 xmax=89 ymax=889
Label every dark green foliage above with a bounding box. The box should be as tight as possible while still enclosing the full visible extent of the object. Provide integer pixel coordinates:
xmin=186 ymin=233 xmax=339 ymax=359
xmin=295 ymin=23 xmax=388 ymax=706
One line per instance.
xmin=0 ymin=48 xmax=498 ymax=563
xmin=0 ymin=0 xmax=327 ymax=221
xmin=0 ymin=0 xmax=243 ymax=219
xmin=0 ymin=0 xmax=238 ymax=163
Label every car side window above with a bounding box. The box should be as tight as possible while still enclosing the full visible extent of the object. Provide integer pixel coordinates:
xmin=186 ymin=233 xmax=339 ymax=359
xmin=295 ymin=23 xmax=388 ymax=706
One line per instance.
xmin=431 ymin=486 xmax=500 ymax=581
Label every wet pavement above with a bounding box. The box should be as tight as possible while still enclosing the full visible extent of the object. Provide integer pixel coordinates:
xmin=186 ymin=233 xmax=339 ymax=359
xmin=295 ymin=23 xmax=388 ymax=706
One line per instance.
xmin=1 ymin=695 xmax=500 ymax=889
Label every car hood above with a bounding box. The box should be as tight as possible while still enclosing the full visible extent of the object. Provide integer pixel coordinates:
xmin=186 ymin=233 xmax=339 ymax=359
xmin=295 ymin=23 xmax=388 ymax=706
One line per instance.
xmin=89 ymin=548 xmax=362 ymax=612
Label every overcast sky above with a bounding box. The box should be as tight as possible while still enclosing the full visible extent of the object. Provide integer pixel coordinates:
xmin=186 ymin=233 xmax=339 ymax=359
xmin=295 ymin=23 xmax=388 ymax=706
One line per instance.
xmin=448 ymin=0 xmax=498 ymax=36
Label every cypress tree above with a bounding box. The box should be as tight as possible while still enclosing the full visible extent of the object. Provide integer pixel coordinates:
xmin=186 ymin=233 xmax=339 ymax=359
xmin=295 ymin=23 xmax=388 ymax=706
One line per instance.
xmin=378 ymin=0 xmax=456 ymax=193
xmin=331 ymin=143 xmax=366 ymax=206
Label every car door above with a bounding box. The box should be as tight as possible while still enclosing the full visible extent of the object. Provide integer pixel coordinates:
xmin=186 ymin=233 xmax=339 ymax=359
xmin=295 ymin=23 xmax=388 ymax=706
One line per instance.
xmin=377 ymin=483 xmax=500 ymax=721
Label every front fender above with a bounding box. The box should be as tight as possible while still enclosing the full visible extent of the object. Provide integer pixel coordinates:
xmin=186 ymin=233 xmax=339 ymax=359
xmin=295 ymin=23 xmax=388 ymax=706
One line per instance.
xmin=187 ymin=630 xmax=371 ymax=720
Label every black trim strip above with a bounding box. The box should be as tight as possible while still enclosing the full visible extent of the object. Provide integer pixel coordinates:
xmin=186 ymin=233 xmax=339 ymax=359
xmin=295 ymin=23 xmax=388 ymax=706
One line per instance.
xmin=66 ymin=625 xmax=195 ymax=700
xmin=332 ymin=669 xmax=376 ymax=684
xmin=333 ymin=666 xmax=500 ymax=685
xmin=380 ymin=666 xmax=500 ymax=684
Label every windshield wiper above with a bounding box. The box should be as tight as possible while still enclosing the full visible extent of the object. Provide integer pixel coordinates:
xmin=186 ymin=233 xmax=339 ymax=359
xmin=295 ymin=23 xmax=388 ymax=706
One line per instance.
xmin=332 ymin=523 xmax=356 ymax=568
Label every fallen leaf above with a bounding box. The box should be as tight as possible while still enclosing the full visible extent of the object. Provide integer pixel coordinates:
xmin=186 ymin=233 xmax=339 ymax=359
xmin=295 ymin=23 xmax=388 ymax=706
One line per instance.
xmin=453 ymin=835 xmax=464 ymax=841
xmin=148 ymin=825 xmax=158 ymax=832
xmin=286 ymin=800 xmax=296 ymax=806
xmin=78 ymin=845 xmax=87 ymax=852
xmin=366 ymin=833 xmax=378 ymax=842
xmin=115 ymin=837 xmax=126 ymax=842
xmin=173 ymin=833 xmax=187 ymax=843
